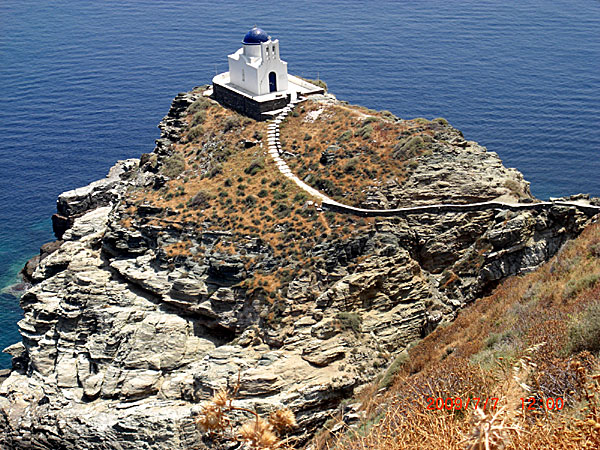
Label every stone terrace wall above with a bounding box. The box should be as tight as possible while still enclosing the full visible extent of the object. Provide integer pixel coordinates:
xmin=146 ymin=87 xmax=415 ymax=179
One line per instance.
xmin=322 ymin=199 xmax=600 ymax=218
xmin=212 ymin=83 xmax=290 ymax=120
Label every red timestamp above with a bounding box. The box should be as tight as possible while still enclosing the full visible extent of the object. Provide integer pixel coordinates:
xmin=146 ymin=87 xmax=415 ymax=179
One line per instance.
xmin=520 ymin=397 xmax=564 ymax=411
xmin=426 ymin=397 xmax=499 ymax=411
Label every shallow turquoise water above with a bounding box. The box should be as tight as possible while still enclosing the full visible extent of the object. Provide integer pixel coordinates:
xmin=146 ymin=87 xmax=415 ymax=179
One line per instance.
xmin=0 ymin=0 xmax=599 ymax=368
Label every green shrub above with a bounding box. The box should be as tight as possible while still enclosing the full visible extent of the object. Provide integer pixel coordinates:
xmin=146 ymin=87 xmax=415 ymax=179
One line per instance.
xmin=566 ymin=301 xmax=600 ymax=354
xmin=207 ymin=163 xmax=222 ymax=178
xmin=303 ymin=133 xmax=312 ymax=141
xmin=313 ymin=177 xmax=343 ymax=197
xmin=162 ymin=153 xmax=186 ymax=178
xmin=344 ymin=157 xmax=359 ymax=174
xmin=413 ymin=117 xmax=431 ymax=125
xmin=300 ymin=77 xmax=327 ymax=91
xmin=355 ymin=124 xmax=373 ymax=140
xmin=213 ymin=146 xmax=233 ymax=162
xmin=335 ymin=312 xmax=362 ymax=333
xmin=190 ymin=110 xmax=206 ymax=127
xmin=187 ymin=125 xmax=204 ymax=142
xmin=188 ymin=97 xmax=211 ymax=114
xmin=272 ymin=190 xmax=287 ymax=200
xmin=563 ymin=274 xmax=600 ymax=299
xmin=380 ymin=352 xmax=409 ymax=388
xmin=433 ymin=117 xmax=449 ymax=126
xmin=223 ymin=116 xmax=241 ymax=133
xmin=258 ymin=189 xmax=269 ymax=198
xmin=393 ymin=136 xmax=425 ymax=159
xmin=470 ymin=329 xmax=521 ymax=370
xmin=244 ymin=195 xmax=257 ymax=207
xmin=188 ymin=190 xmax=212 ymax=208
xmin=380 ymin=110 xmax=397 ymax=120
xmin=274 ymin=202 xmax=291 ymax=218
xmin=293 ymin=192 xmax=307 ymax=203
xmin=338 ymin=130 xmax=352 ymax=142
xmin=244 ymin=157 xmax=265 ymax=176
xmin=484 ymin=330 xmax=517 ymax=349
xmin=362 ymin=167 xmax=376 ymax=179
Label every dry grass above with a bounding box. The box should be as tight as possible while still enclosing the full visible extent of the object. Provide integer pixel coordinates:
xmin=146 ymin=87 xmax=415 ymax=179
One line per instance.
xmin=314 ymin=221 xmax=600 ymax=450
xmin=278 ymin=101 xmax=448 ymax=207
xmin=125 ymin=97 xmax=375 ymax=264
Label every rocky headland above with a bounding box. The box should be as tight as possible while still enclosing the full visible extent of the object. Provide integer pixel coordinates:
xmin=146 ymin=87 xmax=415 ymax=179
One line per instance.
xmin=1 ymin=88 xmax=598 ymax=449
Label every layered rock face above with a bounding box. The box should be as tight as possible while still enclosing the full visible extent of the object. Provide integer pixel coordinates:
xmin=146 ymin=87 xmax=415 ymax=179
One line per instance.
xmin=0 ymin=92 xmax=595 ymax=449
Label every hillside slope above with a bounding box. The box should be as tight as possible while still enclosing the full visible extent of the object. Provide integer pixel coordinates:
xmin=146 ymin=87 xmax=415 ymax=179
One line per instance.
xmin=0 ymin=88 xmax=596 ymax=449
xmin=317 ymin=220 xmax=600 ymax=450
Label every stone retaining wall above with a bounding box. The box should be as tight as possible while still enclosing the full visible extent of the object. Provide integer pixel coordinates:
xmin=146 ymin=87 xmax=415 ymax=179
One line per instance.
xmin=213 ymin=83 xmax=290 ymax=121
xmin=321 ymin=199 xmax=600 ymax=217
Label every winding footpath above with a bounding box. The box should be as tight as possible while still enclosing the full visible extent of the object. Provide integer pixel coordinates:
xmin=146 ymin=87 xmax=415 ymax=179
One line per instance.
xmin=266 ymin=101 xmax=600 ymax=218
xmin=266 ymin=99 xmax=341 ymax=204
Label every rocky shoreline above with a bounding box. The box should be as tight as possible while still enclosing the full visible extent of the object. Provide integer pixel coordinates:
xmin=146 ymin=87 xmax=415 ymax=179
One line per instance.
xmin=1 ymin=90 xmax=598 ymax=449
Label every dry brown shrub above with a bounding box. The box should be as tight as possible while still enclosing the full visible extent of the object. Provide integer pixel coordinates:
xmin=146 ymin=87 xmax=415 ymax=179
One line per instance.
xmin=195 ymin=381 xmax=297 ymax=449
xmin=322 ymin=350 xmax=600 ymax=450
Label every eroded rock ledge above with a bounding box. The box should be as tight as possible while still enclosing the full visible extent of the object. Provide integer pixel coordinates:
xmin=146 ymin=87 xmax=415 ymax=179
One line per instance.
xmin=1 ymin=91 xmax=597 ymax=450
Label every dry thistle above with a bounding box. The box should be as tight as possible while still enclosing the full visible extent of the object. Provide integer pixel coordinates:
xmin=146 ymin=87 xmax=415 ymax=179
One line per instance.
xmin=239 ymin=417 xmax=279 ymax=449
xmin=195 ymin=387 xmax=233 ymax=434
xmin=195 ymin=380 xmax=297 ymax=449
xmin=196 ymin=402 xmax=228 ymax=432
xmin=212 ymin=388 xmax=230 ymax=408
xmin=269 ymin=408 xmax=298 ymax=434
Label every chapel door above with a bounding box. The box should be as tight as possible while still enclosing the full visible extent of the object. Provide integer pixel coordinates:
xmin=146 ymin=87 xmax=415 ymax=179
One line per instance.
xmin=269 ymin=72 xmax=277 ymax=92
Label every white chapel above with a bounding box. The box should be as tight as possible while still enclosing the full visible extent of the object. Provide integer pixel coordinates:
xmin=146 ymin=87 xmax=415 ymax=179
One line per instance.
xmin=212 ymin=26 xmax=324 ymax=120
xmin=228 ymin=26 xmax=289 ymax=96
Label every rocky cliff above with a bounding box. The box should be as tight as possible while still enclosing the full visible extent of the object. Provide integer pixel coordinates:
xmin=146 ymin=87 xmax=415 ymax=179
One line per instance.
xmin=1 ymin=89 xmax=597 ymax=449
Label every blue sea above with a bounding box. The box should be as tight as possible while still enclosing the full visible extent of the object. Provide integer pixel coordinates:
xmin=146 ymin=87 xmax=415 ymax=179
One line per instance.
xmin=1 ymin=0 xmax=599 ymax=368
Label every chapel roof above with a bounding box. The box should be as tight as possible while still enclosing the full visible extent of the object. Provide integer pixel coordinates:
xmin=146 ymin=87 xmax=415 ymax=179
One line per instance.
xmin=243 ymin=27 xmax=270 ymax=45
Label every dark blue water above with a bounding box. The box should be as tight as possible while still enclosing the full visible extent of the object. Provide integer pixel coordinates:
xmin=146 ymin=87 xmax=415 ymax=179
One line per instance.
xmin=1 ymin=0 xmax=599 ymax=368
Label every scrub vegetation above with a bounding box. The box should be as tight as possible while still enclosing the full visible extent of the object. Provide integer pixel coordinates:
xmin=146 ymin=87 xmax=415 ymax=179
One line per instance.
xmin=313 ymin=221 xmax=600 ymax=450
xmin=278 ymin=100 xmax=448 ymax=207
xmin=122 ymin=95 xmax=375 ymax=313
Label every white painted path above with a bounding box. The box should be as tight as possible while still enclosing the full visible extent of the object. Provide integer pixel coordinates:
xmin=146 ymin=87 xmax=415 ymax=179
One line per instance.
xmin=266 ymin=100 xmax=346 ymax=206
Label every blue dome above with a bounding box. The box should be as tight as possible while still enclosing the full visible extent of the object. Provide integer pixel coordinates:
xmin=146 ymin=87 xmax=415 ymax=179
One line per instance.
xmin=243 ymin=27 xmax=270 ymax=45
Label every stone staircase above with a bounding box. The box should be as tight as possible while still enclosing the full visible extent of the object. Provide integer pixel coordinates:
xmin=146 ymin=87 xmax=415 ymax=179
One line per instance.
xmin=266 ymin=100 xmax=343 ymax=206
